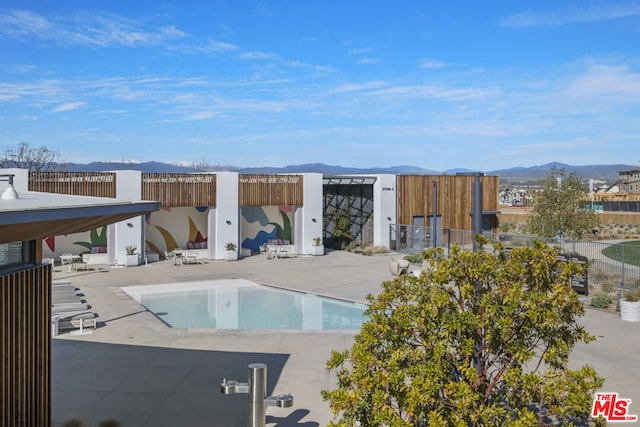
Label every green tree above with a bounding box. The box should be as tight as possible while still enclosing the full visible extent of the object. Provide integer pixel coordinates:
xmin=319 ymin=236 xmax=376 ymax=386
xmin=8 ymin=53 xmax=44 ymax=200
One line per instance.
xmin=322 ymin=240 xmax=603 ymax=426
xmin=0 ymin=142 xmax=64 ymax=171
xmin=526 ymin=167 xmax=599 ymax=240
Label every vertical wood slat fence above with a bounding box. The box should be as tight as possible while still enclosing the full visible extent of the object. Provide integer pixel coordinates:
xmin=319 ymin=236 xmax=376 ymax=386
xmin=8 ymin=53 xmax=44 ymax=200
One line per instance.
xmin=29 ymin=172 xmax=116 ymax=198
xmin=142 ymin=173 xmax=217 ymax=208
xmin=1 ymin=265 xmax=51 ymax=427
xmin=239 ymin=174 xmax=304 ymax=206
xmin=397 ymin=175 xmax=500 ymax=231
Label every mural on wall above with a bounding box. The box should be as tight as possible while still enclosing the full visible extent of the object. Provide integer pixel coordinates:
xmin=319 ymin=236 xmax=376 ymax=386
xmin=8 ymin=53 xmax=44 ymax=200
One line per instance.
xmin=241 ymin=205 xmax=295 ymax=252
xmin=42 ymin=226 xmax=107 ymax=258
xmin=74 ymin=226 xmax=108 ymax=253
xmin=145 ymin=207 xmax=209 ymax=257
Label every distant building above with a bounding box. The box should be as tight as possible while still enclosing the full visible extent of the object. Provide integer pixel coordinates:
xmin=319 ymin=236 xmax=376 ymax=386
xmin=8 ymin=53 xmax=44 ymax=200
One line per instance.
xmin=619 ymin=169 xmax=640 ymax=193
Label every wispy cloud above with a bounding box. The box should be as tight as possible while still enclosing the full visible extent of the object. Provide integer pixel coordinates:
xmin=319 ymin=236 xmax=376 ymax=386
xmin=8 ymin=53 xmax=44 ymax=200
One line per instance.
xmin=330 ymin=81 xmax=388 ymax=94
xmin=369 ymin=84 xmax=497 ymax=102
xmin=7 ymin=63 xmax=39 ymax=74
xmin=198 ymin=38 xmax=239 ymax=54
xmin=349 ymin=47 xmax=371 ymax=55
xmin=182 ymin=111 xmax=218 ymax=121
xmin=357 ymin=57 xmax=380 ymax=65
xmin=420 ymin=60 xmax=446 ymax=69
xmin=0 ymin=9 xmax=186 ymax=48
xmin=499 ymin=3 xmax=640 ymax=28
xmin=236 ymin=50 xmax=276 ymax=60
xmin=52 ymin=101 xmax=86 ymax=112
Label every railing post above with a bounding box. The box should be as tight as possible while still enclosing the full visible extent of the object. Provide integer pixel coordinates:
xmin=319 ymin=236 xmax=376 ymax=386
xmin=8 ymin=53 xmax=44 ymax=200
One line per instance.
xmin=621 ymin=244 xmax=626 ymax=288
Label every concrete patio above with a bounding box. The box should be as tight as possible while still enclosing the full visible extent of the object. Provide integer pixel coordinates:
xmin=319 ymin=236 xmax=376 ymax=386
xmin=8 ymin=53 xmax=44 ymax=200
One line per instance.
xmin=51 ymin=249 xmax=640 ymax=426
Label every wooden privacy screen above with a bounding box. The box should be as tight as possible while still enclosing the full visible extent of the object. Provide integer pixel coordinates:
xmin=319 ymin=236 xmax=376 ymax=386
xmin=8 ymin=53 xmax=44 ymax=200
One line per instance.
xmin=29 ymin=171 xmax=116 ymax=198
xmin=1 ymin=265 xmax=51 ymax=427
xmin=239 ymin=174 xmax=304 ymax=206
xmin=397 ymin=175 xmax=500 ymax=231
xmin=142 ymin=173 xmax=217 ymax=208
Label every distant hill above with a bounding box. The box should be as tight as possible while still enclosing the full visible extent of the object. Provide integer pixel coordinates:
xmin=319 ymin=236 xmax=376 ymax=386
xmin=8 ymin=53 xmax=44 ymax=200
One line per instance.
xmin=238 ymin=163 xmax=439 ymax=175
xmin=489 ymin=162 xmax=633 ymax=184
xmin=57 ymin=161 xmax=634 ymax=184
xmin=62 ymin=161 xmax=201 ymax=174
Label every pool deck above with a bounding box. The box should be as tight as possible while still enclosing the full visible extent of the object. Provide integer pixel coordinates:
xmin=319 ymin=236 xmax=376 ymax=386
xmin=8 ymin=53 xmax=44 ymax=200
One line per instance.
xmin=52 ymin=250 xmax=640 ymax=426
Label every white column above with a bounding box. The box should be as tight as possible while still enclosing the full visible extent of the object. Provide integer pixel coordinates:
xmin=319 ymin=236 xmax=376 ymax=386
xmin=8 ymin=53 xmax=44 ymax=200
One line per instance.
xmin=373 ymin=174 xmax=397 ymax=248
xmin=214 ymin=172 xmax=239 ymax=260
xmin=299 ymin=173 xmax=323 ymax=255
xmin=111 ymin=170 xmax=144 ymax=265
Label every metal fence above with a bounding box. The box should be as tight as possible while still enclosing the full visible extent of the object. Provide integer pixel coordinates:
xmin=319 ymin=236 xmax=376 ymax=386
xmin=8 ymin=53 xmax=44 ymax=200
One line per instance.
xmin=389 ymin=225 xmax=640 ymax=290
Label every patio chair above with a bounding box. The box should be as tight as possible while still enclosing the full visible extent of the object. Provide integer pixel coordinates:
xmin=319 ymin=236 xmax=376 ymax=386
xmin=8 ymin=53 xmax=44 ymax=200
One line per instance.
xmin=60 ymin=253 xmax=73 ymax=270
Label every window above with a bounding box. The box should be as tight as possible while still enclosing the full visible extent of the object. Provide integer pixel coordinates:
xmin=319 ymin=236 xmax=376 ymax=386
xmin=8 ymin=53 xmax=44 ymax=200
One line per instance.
xmin=0 ymin=242 xmax=24 ymax=267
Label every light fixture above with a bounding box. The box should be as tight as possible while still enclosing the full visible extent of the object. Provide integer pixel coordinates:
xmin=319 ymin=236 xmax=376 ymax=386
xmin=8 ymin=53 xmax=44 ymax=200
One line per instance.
xmin=311 ymin=218 xmax=317 ymax=223
xmin=126 ymin=223 xmax=134 ymax=228
xmin=386 ymin=217 xmax=392 ymax=221
xmin=0 ymin=174 xmax=18 ymax=200
xmin=226 ymin=220 xmax=232 ymax=225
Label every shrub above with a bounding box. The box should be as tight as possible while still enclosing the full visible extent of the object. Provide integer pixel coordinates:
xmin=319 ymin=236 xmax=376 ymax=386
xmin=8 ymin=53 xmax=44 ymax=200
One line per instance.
xmin=403 ymin=252 xmax=425 ymax=263
xmin=361 ymin=245 xmax=389 ymax=255
xmin=600 ymin=278 xmax=615 ymax=293
xmin=591 ymin=294 xmax=613 ymax=309
xmin=623 ymin=290 xmax=640 ymax=302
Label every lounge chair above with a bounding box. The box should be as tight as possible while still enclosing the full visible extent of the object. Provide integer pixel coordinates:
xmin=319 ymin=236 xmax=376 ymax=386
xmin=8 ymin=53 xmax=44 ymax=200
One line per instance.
xmin=52 ymin=283 xmax=78 ymax=292
xmin=52 ymin=302 xmax=91 ymax=313
xmin=57 ymin=311 xmax=98 ymax=331
xmin=52 ymin=292 xmax=85 ymax=304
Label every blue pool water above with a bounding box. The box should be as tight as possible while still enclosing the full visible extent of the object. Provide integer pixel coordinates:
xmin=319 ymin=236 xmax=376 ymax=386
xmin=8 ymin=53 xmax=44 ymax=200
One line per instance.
xmin=122 ymin=279 xmax=368 ymax=330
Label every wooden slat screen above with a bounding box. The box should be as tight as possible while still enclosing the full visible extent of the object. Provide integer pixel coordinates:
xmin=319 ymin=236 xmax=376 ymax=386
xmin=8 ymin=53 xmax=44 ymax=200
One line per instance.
xmin=397 ymin=175 xmax=500 ymax=231
xmin=239 ymin=174 xmax=304 ymax=206
xmin=1 ymin=265 xmax=51 ymax=427
xmin=142 ymin=173 xmax=216 ymax=208
xmin=29 ymin=171 xmax=116 ymax=198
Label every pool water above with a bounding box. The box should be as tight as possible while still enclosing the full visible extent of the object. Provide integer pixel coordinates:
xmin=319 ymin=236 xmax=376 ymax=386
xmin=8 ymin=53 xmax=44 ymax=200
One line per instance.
xmin=122 ymin=279 xmax=368 ymax=330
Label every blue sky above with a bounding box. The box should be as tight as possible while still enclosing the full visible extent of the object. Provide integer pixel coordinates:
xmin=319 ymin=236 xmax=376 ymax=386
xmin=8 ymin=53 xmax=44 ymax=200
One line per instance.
xmin=0 ymin=1 xmax=639 ymax=171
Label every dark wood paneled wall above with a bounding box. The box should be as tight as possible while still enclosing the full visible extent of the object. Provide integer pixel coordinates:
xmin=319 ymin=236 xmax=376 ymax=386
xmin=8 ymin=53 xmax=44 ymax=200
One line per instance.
xmin=1 ymin=265 xmax=51 ymax=427
xmin=239 ymin=174 xmax=304 ymax=206
xmin=29 ymin=172 xmax=116 ymax=198
xmin=397 ymin=175 xmax=500 ymax=231
xmin=142 ymin=173 xmax=217 ymax=208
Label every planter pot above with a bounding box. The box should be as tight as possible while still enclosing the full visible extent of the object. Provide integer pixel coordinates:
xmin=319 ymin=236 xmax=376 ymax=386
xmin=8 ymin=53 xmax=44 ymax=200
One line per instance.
xmin=620 ymin=299 xmax=640 ymax=321
xmin=125 ymin=254 xmax=139 ymax=266
xmin=311 ymin=245 xmax=324 ymax=256
xmin=225 ymin=250 xmax=238 ymax=261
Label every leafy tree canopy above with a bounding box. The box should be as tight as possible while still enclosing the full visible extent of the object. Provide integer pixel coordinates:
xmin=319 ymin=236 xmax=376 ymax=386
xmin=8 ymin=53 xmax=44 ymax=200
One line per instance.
xmin=526 ymin=167 xmax=599 ymax=240
xmin=323 ymin=240 xmax=603 ymax=426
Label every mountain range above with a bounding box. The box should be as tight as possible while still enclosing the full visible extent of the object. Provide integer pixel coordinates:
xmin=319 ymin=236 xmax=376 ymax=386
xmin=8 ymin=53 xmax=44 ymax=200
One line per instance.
xmin=59 ymin=161 xmax=636 ymax=184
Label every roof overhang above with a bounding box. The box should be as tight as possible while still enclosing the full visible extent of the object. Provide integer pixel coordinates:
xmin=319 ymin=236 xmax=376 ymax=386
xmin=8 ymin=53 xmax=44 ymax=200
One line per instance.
xmin=0 ymin=191 xmax=159 ymax=244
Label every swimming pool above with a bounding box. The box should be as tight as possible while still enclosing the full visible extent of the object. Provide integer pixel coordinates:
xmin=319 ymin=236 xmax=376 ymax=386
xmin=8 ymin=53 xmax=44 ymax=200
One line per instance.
xmin=122 ymin=279 xmax=369 ymax=331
